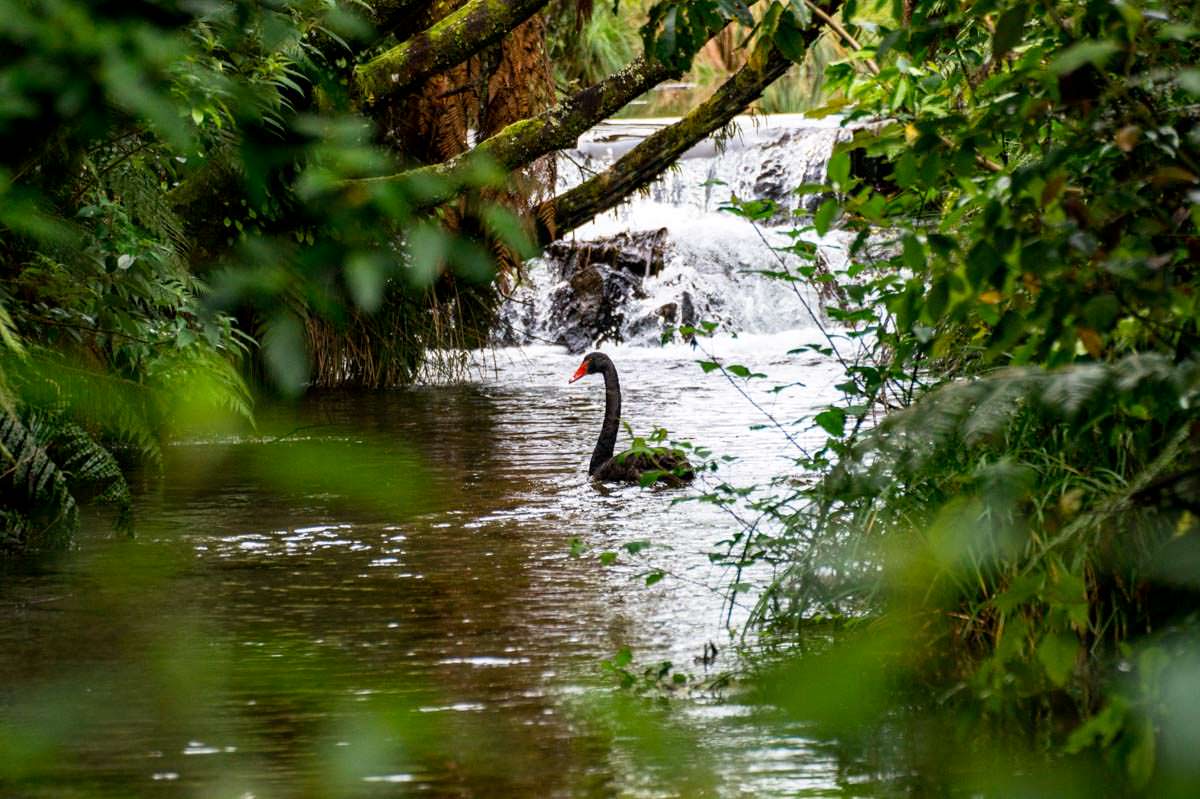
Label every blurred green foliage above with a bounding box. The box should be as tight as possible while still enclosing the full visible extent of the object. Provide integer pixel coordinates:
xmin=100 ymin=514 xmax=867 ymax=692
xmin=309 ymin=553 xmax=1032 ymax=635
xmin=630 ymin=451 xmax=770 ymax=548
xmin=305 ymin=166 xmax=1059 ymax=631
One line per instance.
xmin=0 ymin=0 xmax=521 ymax=550
xmin=6 ymin=0 xmax=1198 ymax=794
xmin=703 ymin=0 xmax=1200 ymax=794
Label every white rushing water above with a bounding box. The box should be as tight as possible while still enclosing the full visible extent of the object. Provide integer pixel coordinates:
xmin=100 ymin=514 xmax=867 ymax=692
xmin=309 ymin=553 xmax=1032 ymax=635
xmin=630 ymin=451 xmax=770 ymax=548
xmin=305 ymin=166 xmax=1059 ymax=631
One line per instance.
xmin=498 ymin=114 xmax=857 ymax=349
xmin=565 ymin=113 xmax=849 ymax=215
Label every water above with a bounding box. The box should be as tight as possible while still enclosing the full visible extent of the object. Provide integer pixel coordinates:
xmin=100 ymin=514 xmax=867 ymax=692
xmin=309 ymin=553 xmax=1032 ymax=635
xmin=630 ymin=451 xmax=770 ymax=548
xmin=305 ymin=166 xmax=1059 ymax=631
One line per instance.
xmin=501 ymin=113 xmax=856 ymax=351
xmin=0 ymin=116 xmax=868 ymax=797
xmin=564 ymin=114 xmax=850 ymax=216
xmin=0 ymin=339 xmax=857 ymax=798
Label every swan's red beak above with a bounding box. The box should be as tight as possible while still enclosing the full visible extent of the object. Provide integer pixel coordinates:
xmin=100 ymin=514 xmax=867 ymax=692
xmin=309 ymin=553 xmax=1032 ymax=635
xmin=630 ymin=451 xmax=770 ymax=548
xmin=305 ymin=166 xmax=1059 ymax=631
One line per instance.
xmin=568 ymin=361 xmax=588 ymax=383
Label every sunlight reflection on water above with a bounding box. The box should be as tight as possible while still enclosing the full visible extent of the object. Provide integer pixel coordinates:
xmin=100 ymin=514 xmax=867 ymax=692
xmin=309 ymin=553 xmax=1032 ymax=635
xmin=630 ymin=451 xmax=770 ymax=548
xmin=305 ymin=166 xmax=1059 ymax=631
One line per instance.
xmin=0 ymin=337 xmax=861 ymax=797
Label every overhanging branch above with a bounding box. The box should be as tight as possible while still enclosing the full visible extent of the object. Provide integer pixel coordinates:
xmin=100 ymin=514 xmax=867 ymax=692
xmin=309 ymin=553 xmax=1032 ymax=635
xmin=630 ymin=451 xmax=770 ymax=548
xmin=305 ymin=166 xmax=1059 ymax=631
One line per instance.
xmin=353 ymin=52 xmax=702 ymax=205
xmin=355 ymin=0 xmax=551 ymax=104
xmin=534 ymin=46 xmax=797 ymax=244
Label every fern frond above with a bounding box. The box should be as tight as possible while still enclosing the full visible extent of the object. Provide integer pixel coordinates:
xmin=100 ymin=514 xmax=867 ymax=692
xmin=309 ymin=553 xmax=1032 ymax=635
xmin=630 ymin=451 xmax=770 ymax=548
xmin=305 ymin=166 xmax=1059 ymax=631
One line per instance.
xmin=106 ymin=155 xmax=190 ymax=259
xmin=8 ymin=349 xmax=163 ymax=463
xmin=853 ymin=355 xmax=1200 ymax=486
xmin=26 ymin=414 xmax=133 ymax=534
xmin=0 ymin=298 xmax=25 ymax=357
xmin=535 ymin=202 xmax=557 ymax=241
xmin=961 ymin=376 xmax=1030 ymax=446
xmin=145 ymin=345 xmax=255 ymax=430
xmin=1040 ymin=363 xmax=1109 ymax=419
xmin=0 ymin=409 xmax=78 ymax=551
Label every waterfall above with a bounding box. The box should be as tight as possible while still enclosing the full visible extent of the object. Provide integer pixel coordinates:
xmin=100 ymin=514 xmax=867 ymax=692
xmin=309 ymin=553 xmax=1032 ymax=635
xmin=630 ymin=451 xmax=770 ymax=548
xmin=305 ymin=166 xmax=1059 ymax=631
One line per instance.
xmin=497 ymin=114 xmax=854 ymax=352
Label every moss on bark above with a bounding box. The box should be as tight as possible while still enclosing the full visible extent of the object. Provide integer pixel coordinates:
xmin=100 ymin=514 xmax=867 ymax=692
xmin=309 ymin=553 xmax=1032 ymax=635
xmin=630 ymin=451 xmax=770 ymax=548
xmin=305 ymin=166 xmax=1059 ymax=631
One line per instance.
xmin=355 ymin=0 xmax=551 ymax=104
xmin=357 ymin=54 xmax=690 ymax=206
xmin=535 ymin=46 xmax=797 ymax=243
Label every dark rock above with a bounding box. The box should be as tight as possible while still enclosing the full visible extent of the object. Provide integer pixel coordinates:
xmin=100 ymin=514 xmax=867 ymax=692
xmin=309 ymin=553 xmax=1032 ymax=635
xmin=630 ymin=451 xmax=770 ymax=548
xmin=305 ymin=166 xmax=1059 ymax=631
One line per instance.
xmin=543 ymin=227 xmax=671 ymax=280
xmin=752 ymin=132 xmax=825 ymax=220
xmin=753 ymin=132 xmax=792 ymax=204
xmin=679 ymin=291 xmax=695 ymax=327
xmin=752 ymin=131 xmax=836 ymax=215
xmin=647 ymin=290 xmax=698 ymax=345
xmin=547 ymin=264 xmax=641 ymax=353
xmin=679 ymin=290 xmax=696 ymax=342
xmin=541 ymin=229 xmax=673 ymax=353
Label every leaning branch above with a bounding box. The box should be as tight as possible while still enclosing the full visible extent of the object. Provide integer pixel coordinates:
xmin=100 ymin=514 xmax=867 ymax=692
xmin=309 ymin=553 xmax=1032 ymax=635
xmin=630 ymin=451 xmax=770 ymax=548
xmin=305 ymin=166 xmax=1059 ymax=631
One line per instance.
xmin=353 ymin=52 xmax=701 ymax=205
xmin=354 ymin=0 xmax=551 ymax=103
xmin=534 ymin=46 xmax=796 ymax=243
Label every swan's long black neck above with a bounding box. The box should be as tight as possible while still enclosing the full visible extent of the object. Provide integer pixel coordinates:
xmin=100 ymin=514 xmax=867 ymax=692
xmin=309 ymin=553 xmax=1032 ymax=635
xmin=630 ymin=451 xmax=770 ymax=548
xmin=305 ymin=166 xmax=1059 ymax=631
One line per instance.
xmin=589 ymin=358 xmax=621 ymax=475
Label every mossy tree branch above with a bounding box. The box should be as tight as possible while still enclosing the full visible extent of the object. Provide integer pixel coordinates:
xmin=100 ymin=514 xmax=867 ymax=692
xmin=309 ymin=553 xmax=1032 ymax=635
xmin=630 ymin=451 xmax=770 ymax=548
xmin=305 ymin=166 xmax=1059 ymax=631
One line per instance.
xmin=354 ymin=50 xmax=706 ymax=205
xmin=533 ymin=46 xmax=797 ymax=244
xmin=354 ymin=0 xmax=552 ymax=104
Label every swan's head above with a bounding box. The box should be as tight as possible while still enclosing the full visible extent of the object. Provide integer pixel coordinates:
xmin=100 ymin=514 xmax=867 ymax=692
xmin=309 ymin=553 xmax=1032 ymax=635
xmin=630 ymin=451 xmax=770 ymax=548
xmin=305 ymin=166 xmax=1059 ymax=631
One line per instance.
xmin=568 ymin=351 xmax=611 ymax=383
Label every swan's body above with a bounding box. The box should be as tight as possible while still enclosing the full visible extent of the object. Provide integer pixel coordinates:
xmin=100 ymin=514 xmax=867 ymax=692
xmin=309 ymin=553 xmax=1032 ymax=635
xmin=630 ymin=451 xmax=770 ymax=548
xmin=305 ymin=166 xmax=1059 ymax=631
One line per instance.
xmin=569 ymin=352 xmax=694 ymax=486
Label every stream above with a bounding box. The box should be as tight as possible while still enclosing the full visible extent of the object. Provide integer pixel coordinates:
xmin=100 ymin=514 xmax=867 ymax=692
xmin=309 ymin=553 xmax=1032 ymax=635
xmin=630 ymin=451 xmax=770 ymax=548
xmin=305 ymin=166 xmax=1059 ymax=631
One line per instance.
xmin=0 ymin=117 xmax=875 ymax=797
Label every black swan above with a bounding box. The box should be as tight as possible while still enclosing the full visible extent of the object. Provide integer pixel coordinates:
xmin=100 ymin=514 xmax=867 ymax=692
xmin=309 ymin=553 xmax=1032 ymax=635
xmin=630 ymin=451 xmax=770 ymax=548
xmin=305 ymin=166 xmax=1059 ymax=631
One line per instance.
xmin=568 ymin=352 xmax=694 ymax=486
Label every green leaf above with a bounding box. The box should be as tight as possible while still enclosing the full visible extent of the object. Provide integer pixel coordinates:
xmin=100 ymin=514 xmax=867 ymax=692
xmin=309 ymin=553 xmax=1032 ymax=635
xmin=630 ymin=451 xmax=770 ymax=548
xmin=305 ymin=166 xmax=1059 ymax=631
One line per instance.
xmin=926 ymin=233 xmax=957 ymax=256
xmin=890 ymin=77 xmax=909 ymax=111
xmin=599 ymin=551 xmax=618 ymax=566
xmin=1082 ymin=294 xmax=1120 ymax=330
xmin=893 ymin=151 xmax=917 ymax=188
xmin=966 ymin=241 xmax=1003 ymax=288
xmin=406 ymin=223 xmax=448 ymax=286
xmin=726 ymin=364 xmax=752 ymax=378
xmin=993 ymin=573 xmax=1042 ymax=614
xmin=480 ymin=205 xmax=536 ymax=259
xmin=262 ymin=313 xmax=310 ymax=397
xmin=638 ymin=470 xmax=663 ymax=487
xmin=1036 ymin=633 xmax=1078 ymax=686
xmin=717 ymin=0 xmax=754 ymax=26
xmin=1049 ymin=40 xmax=1120 ymax=75
xmin=901 ymin=234 xmax=924 ymax=271
xmin=1179 ymin=69 xmax=1200 ymax=95
xmin=814 ymin=198 xmax=838 ymax=236
xmin=814 ymin=407 xmax=847 ymax=437
xmin=992 ymin=6 xmax=1029 ymax=61
xmin=827 ymin=151 xmax=851 ymax=188
xmin=644 ymin=570 xmax=665 ymax=586
xmin=923 ymin=276 xmax=949 ymax=321
xmin=1066 ymin=699 xmax=1129 ymax=753
xmin=773 ymin=17 xmax=810 ymax=62
xmin=787 ymin=0 xmax=811 ymax=26
xmin=1126 ymin=715 xmax=1156 ymax=788
xmin=698 ymin=360 xmax=721 ymax=373
xmin=344 ymin=253 xmax=391 ymax=313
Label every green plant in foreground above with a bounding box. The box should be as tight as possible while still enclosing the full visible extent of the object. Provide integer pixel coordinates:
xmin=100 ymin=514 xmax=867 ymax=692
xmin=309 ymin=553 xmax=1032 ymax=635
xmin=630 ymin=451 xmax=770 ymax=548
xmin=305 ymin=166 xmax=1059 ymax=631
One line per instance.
xmin=666 ymin=0 xmax=1200 ymax=793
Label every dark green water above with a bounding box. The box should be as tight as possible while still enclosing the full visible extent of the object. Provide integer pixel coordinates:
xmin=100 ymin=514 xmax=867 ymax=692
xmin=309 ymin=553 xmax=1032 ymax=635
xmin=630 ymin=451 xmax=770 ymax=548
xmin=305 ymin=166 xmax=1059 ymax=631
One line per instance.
xmin=0 ymin=346 xmax=853 ymax=798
